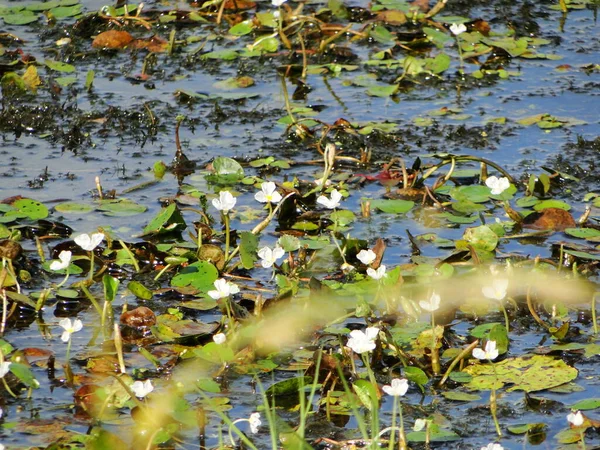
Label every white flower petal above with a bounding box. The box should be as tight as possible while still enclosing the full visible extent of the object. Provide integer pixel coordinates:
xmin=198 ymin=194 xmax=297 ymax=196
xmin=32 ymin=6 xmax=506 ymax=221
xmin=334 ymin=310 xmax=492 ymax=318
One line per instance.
xmin=357 ymin=249 xmax=376 ymax=265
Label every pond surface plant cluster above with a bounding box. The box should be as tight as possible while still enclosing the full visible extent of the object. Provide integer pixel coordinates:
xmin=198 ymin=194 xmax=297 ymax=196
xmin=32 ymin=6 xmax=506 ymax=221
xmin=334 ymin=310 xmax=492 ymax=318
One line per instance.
xmin=0 ymin=0 xmax=599 ymax=448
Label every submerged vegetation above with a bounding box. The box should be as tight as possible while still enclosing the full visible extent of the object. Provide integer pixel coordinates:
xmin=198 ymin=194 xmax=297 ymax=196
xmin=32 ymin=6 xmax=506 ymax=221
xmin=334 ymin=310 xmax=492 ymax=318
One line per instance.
xmin=0 ymin=0 xmax=599 ymax=448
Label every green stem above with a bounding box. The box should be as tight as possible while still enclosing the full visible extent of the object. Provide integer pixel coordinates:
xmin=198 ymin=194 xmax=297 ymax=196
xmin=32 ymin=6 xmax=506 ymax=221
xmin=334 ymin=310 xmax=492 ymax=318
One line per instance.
xmin=490 ymin=364 xmax=502 ymax=436
xmin=118 ymin=240 xmax=140 ymax=272
xmin=224 ymin=213 xmax=231 ymax=264
xmin=398 ymin=402 xmax=407 ymax=450
xmin=81 ymin=285 xmax=102 ymax=316
xmin=500 ymin=303 xmax=510 ymax=332
xmin=455 ymin=35 xmax=464 ymax=72
xmin=88 ymin=251 xmax=95 ymax=280
xmin=388 ymin=396 xmax=397 ymax=450
xmin=55 ymin=267 xmax=70 ymax=289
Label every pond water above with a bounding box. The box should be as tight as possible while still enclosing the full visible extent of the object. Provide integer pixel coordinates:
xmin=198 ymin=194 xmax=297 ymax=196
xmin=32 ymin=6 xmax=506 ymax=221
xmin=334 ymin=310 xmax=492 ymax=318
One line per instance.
xmin=0 ymin=0 xmax=599 ymax=448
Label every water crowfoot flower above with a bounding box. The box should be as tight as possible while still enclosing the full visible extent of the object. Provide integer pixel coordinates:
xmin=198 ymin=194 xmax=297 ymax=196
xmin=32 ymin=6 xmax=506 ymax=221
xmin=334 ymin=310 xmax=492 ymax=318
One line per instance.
xmin=366 ymin=265 xmax=386 ymax=280
xmin=419 ymin=292 xmax=441 ymax=312
xmin=272 ymin=0 xmax=286 ymax=6
xmin=347 ymin=327 xmax=379 ymax=354
xmin=568 ymin=410 xmax=584 ymax=427
xmin=50 ymin=251 xmax=72 ymax=271
xmin=212 ymin=190 xmax=236 ymax=213
xmin=208 ymin=278 xmax=240 ymax=300
xmin=254 ymin=182 xmax=282 ymax=204
xmin=74 ymin=233 xmax=104 ymax=251
xmin=485 ymin=176 xmax=511 ymax=195
xmin=257 ymin=245 xmax=285 ymax=268
xmin=482 ymin=279 xmax=509 ymax=301
xmin=450 ymin=23 xmax=467 ymax=35
xmin=382 ymin=378 xmax=409 ymax=397
xmin=249 ymin=412 xmax=261 ymax=434
xmin=0 ymin=362 xmax=11 ymax=378
xmin=316 ymin=189 xmax=343 ymax=209
xmin=75 ymin=232 xmax=104 ymax=280
xmin=356 ymin=249 xmax=376 ymax=266
xmin=131 ymin=379 xmax=154 ymax=398
xmin=59 ymin=318 xmax=83 ymax=343
xmin=473 ymin=340 xmax=499 ymax=361
xmin=481 ymin=444 xmax=504 ymax=450
xmin=213 ymin=333 xmax=227 ymax=345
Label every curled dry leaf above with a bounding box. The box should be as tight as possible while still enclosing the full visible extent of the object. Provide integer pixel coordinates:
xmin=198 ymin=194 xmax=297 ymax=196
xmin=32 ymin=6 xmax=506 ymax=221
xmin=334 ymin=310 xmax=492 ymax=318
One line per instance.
xmin=92 ymin=30 xmax=134 ymax=49
xmin=522 ymin=208 xmax=576 ymax=231
xmin=120 ymin=306 xmax=157 ymax=328
xmin=130 ymin=36 xmax=168 ymax=53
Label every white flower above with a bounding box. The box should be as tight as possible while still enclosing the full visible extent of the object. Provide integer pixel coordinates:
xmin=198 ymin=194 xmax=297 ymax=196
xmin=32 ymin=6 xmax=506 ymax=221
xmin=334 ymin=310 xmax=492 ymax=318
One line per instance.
xmin=341 ymin=262 xmax=355 ymax=273
xmin=212 ymin=191 xmax=236 ymax=214
xmin=131 ymin=379 xmax=154 ymax=398
xmin=450 ymin=23 xmax=467 ymax=36
xmin=472 ymin=340 xmax=499 ymax=361
xmin=213 ymin=333 xmax=227 ymax=344
xmin=50 ymin=250 xmax=72 ymax=271
xmin=249 ymin=412 xmax=261 ymax=434
xmin=0 ymin=362 xmax=11 ymax=378
xmin=0 ymin=443 xmax=4 ymax=450
xmin=56 ymin=37 xmax=71 ymax=46
xmin=347 ymin=327 xmax=379 ymax=354
xmin=254 ymin=182 xmax=282 ymax=204
xmin=272 ymin=0 xmax=286 ymax=6
xmin=382 ymin=378 xmax=409 ymax=397
xmin=0 ymin=406 xmax=2 ymax=419
xmin=316 ymin=189 xmax=343 ymax=209
xmin=481 ymin=444 xmax=504 ymax=450
xmin=74 ymin=233 xmax=104 ymax=251
xmin=366 ymin=265 xmax=386 ymax=280
xmin=59 ymin=318 xmax=83 ymax=343
xmin=257 ymin=246 xmax=285 ymax=268
xmin=482 ymin=279 xmax=509 ymax=301
xmin=357 ymin=249 xmax=376 ymax=265
xmin=485 ymin=176 xmax=510 ymax=195
xmin=413 ymin=418 xmax=427 ymax=431
xmin=419 ymin=292 xmax=441 ymax=312
xmin=314 ymin=178 xmax=331 ymax=187
xmin=208 ymin=278 xmax=240 ymax=300
xmin=567 ymin=410 xmax=584 ymax=427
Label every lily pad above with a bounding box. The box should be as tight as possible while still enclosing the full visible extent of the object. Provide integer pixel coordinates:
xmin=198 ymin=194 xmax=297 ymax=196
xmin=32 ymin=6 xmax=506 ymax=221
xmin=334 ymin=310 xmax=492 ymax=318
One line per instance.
xmin=462 ymin=355 xmax=578 ymax=392
xmin=171 ymin=260 xmax=219 ymax=293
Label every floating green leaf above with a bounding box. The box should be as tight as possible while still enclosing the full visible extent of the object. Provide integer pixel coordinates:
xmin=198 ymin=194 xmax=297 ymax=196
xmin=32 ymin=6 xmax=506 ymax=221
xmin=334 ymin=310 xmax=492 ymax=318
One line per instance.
xmin=463 ymin=355 xmax=578 ymax=392
xmin=142 ymin=203 xmax=186 ymax=236
xmin=369 ymin=199 xmax=414 ymax=214
xmin=171 ymin=260 xmax=219 ymax=292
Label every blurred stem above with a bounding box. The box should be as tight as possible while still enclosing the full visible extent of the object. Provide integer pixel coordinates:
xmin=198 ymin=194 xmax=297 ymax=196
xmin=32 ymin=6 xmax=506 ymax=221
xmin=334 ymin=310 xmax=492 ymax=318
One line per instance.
xmin=430 ymin=317 xmax=440 ymax=376
xmin=490 ymin=364 xmax=502 ymax=436
xmin=500 ymin=302 xmax=510 ymax=332
xmin=593 ymin=293 xmax=598 ymax=336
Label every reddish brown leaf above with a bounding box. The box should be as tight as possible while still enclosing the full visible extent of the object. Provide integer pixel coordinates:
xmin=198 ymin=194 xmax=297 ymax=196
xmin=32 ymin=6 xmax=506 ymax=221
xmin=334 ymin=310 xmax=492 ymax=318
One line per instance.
xmin=372 ymin=238 xmax=386 ymax=268
xmin=120 ymin=306 xmax=157 ymax=328
xmin=523 ymin=208 xmax=576 ymax=231
xmin=223 ymin=0 xmax=256 ymax=10
xmin=472 ymin=19 xmax=491 ymax=35
xmin=92 ymin=30 xmax=134 ymax=49
xmin=410 ymin=0 xmax=430 ymax=12
xmin=130 ymin=36 xmax=168 ymax=53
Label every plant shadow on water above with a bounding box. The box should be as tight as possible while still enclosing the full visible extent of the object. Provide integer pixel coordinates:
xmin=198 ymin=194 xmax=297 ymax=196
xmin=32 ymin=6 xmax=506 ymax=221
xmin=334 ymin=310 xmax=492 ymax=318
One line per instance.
xmin=0 ymin=0 xmax=599 ymax=448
